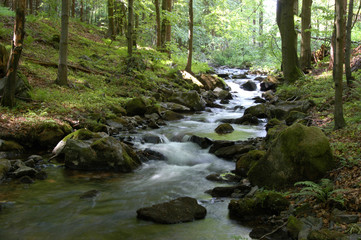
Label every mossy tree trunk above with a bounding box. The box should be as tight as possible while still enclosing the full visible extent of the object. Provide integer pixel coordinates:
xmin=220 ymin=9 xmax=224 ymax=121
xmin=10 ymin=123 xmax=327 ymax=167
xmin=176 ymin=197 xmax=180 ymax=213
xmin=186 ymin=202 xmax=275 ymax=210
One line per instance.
xmin=155 ymin=0 xmax=161 ymax=48
xmin=334 ymin=0 xmax=346 ymax=130
xmin=300 ymin=0 xmax=312 ymax=70
xmin=56 ymin=0 xmax=70 ymax=86
xmin=185 ymin=0 xmax=193 ymax=73
xmin=107 ymin=0 xmax=115 ymax=40
xmin=276 ymin=0 xmax=303 ymax=84
xmin=161 ymin=0 xmax=172 ymax=56
xmin=1 ymin=0 xmax=26 ymax=108
xmin=345 ymin=0 xmax=354 ymax=86
xmin=71 ymin=0 xmax=75 ymax=18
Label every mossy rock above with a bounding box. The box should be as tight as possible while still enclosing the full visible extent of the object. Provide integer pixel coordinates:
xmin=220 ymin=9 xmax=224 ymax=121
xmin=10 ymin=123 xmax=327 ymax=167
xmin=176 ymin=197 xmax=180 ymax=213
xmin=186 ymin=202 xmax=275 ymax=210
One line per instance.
xmin=228 ymin=191 xmax=290 ymax=221
xmin=287 ymin=215 xmax=304 ymax=239
xmin=125 ymin=97 xmax=152 ymax=116
xmin=63 ymin=128 xmax=101 ymax=142
xmin=248 ymin=123 xmax=335 ymax=188
xmin=109 ymin=104 xmax=127 ymax=116
xmin=0 ymin=159 xmax=11 ymax=180
xmin=244 ymin=104 xmax=269 ymax=118
xmin=286 ymin=111 xmax=308 ymax=126
xmin=215 ymin=123 xmax=234 ymax=134
xmin=307 ymin=229 xmax=346 ymax=240
xmin=236 ymin=150 xmax=266 ymax=177
xmin=0 ymin=140 xmax=24 ymax=152
xmin=168 ymin=91 xmax=206 ymax=111
xmin=35 ymin=122 xmax=72 ymax=149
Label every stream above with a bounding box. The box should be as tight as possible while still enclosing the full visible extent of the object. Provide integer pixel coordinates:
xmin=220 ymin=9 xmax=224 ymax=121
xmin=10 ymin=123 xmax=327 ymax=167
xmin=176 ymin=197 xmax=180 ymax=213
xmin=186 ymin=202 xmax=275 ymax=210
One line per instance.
xmin=0 ymin=68 xmax=266 ymax=240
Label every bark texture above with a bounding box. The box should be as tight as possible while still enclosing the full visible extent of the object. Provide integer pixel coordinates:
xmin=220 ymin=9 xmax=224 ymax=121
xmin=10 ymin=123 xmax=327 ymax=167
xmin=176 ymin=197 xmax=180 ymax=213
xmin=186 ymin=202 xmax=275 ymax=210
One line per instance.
xmin=155 ymin=0 xmax=161 ymax=48
xmin=276 ymin=0 xmax=303 ymax=83
xmin=185 ymin=0 xmax=193 ymax=73
xmin=334 ymin=0 xmax=346 ymax=129
xmin=127 ymin=0 xmax=134 ymax=57
xmin=1 ymin=0 xmax=26 ymax=107
xmin=300 ymin=0 xmax=312 ymax=70
xmin=107 ymin=0 xmax=115 ymax=39
xmin=345 ymin=0 xmax=354 ymax=86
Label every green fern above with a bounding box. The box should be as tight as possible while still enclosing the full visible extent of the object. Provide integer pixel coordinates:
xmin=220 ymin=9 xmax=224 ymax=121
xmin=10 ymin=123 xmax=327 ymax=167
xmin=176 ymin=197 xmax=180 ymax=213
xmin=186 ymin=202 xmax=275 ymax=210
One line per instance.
xmin=293 ymin=179 xmax=345 ymax=206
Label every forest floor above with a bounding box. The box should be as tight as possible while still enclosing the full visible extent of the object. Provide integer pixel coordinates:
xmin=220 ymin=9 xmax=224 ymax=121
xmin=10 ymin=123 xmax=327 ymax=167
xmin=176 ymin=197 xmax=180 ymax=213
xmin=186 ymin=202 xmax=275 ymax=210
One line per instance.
xmin=1 ymin=7 xmax=361 ymax=237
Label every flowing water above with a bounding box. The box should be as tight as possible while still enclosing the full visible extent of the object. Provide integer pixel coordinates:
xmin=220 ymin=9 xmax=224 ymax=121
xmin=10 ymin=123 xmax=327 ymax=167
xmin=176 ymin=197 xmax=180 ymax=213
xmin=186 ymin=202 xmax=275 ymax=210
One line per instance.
xmin=0 ymin=68 xmax=266 ymax=240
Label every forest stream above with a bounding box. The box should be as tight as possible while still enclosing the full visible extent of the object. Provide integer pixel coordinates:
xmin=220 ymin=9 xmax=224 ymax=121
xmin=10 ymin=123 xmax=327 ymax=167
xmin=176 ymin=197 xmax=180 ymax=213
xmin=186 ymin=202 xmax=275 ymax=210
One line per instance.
xmin=0 ymin=68 xmax=267 ymax=240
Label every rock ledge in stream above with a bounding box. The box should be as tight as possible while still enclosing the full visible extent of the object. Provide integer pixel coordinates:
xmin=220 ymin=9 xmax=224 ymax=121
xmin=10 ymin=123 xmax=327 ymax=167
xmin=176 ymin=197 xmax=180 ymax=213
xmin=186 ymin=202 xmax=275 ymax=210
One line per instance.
xmin=136 ymin=197 xmax=207 ymax=224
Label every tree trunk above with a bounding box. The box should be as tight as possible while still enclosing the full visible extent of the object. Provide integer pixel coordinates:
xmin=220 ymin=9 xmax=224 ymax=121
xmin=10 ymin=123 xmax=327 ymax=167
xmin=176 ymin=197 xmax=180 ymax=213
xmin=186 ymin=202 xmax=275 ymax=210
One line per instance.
xmin=276 ymin=0 xmax=303 ymax=83
xmin=127 ymin=0 xmax=134 ymax=57
xmin=72 ymin=0 xmax=75 ymax=18
xmin=165 ymin=0 xmax=172 ymax=56
xmin=133 ymin=13 xmax=139 ymax=48
xmin=185 ymin=0 xmax=193 ymax=73
xmin=300 ymin=0 xmax=312 ymax=70
xmin=160 ymin=0 xmax=166 ymax=50
xmin=80 ymin=0 xmax=84 ymax=21
xmin=1 ymin=0 xmax=26 ymax=108
xmin=56 ymin=0 xmax=69 ymax=86
xmin=161 ymin=0 xmax=172 ymax=55
xmin=259 ymin=0 xmax=264 ymax=47
xmin=155 ymin=0 xmax=161 ymax=48
xmin=334 ymin=0 xmax=346 ymax=129
xmin=28 ymin=0 xmax=33 ymax=14
xmin=345 ymin=0 xmax=354 ymax=86
xmin=107 ymin=0 xmax=115 ymax=39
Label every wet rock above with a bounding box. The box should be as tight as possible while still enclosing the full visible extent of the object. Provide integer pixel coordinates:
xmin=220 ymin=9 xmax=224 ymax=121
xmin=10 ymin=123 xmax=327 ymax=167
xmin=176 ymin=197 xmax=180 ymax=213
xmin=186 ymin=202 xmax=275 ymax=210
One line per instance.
xmin=136 ymin=197 xmax=207 ymax=224
xmin=209 ymin=141 xmax=235 ymax=154
xmin=217 ymin=73 xmax=229 ymax=78
xmin=297 ymin=216 xmax=323 ymax=240
xmin=244 ymin=104 xmax=269 ymax=118
xmin=220 ymin=99 xmax=229 ymax=104
xmin=233 ymin=74 xmax=248 ymax=79
xmin=198 ymin=74 xmax=227 ymax=90
xmin=285 ymin=111 xmax=308 ymax=126
xmin=248 ymin=123 xmax=335 ymax=188
xmin=160 ymin=102 xmax=191 ymax=112
xmin=106 ymin=119 xmax=124 ymax=131
xmin=262 ymin=90 xmax=276 ymax=102
xmin=138 ymin=149 xmax=167 ymax=161
xmin=268 ymin=100 xmax=315 ymax=120
xmin=24 ymin=159 xmax=35 ymax=168
xmin=142 ymin=134 xmax=163 ymax=144
xmin=0 ymin=159 xmax=11 ymax=180
xmin=253 ymin=96 xmax=267 ymax=103
xmin=189 ymin=135 xmax=213 ymax=149
xmin=80 ymin=190 xmax=100 ymax=199
xmin=214 ymin=144 xmax=254 ymax=160
xmin=35 ymin=170 xmax=48 ymax=180
xmin=308 ymin=229 xmax=345 ymax=240
xmin=206 ymin=185 xmax=251 ymax=198
xmin=260 ymin=75 xmax=279 ymax=91
xmin=19 ymin=175 xmax=34 ymax=184
xmin=28 ymin=155 xmax=43 ymax=162
xmin=228 ymin=191 xmax=290 ymax=222
xmin=59 ymin=132 xmax=141 ymax=172
xmin=254 ymin=76 xmax=265 ymax=81
xmin=215 ymin=123 xmax=234 ymax=134
xmin=233 ymin=114 xmax=260 ymax=125
xmin=168 ymin=91 xmax=206 ymax=111
xmin=250 ymin=225 xmax=291 ymax=240
xmin=161 ymin=110 xmax=184 ymax=121
xmin=35 ymin=122 xmax=72 ymax=149
xmin=147 ymin=120 xmax=160 ymax=129
xmin=13 ymin=166 xmax=37 ymax=178
xmin=205 ymin=172 xmax=241 ymax=183
xmin=241 ymin=80 xmax=257 ymax=91
xmin=213 ymin=88 xmax=232 ymax=100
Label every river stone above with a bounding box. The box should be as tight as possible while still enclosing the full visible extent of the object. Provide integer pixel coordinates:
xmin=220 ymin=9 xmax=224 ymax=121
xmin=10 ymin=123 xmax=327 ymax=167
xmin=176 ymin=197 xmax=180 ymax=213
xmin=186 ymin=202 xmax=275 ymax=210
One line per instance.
xmin=161 ymin=110 xmax=184 ymax=121
xmin=205 ymin=172 xmax=241 ymax=183
xmin=332 ymin=209 xmax=359 ymax=224
xmin=189 ymin=135 xmax=213 ymax=149
xmin=214 ymin=144 xmax=254 ymax=160
xmin=125 ymin=97 xmax=150 ymax=116
xmin=198 ymin=74 xmax=227 ymax=90
xmin=214 ymin=88 xmax=232 ymax=100
xmin=62 ymin=136 xmax=141 ymax=172
xmin=142 ymin=134 xmax=163 ymax=144
xmin=215 ymin=123 xmax=234 ymax=134
xmin=0 ymin=140 xmax=24 ymax=152
xmin=136 ymin=197 xmax=207 ymax=224
xmin=236 ymin=150 xmax=266 ymax=177
xmin=260 ymin=75 xmax=279 ymax=91
xmin=19 ymin=175 xmax=34 ymax=184
xmin=308 ymin=229 xmax=345 ymax=240
xmin=160 ymin=102 xmax=191 ymax=112
xmin=248 ymin=123 xmax=335 ymax=188
xmin=13 ymin=166 xmax=37 ymax=178
xmin=268 ymin=100 xmax=314 ymax=120
xmin=250 ymin=225 xmax=291 ymax=240
xmin=206 ymin=185 xmax=251 ymax=198
xmin=244 ymin=104 xmax=269 ymax=118
xmin=138 ymin=149 xmax=167 ymax=161
xmin=168 ymin=91 xmax=206 ymax=111
xmin=285 ymin=110 xmax=308 ymax=126
xmin=233 ymin=114 xmax=260 ymax=125
xmin=241 ymin=80 xmax=257 ymax=91
xmin=0 ymin=159 xmax=11 ymax=180
xmin=209 ymin=140 xmax=235 ymax=153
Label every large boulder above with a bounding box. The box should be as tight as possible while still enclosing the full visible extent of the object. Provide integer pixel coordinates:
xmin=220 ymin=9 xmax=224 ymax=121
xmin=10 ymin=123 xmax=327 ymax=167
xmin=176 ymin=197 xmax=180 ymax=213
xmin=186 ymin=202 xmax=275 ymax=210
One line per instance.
xmin=125 ymin=97 xmax=150 ymax=116
xmin=215 ymin=123 xmax=234 ymax=134
xmin=136 ymin=197 xmax=207 ymax=224
xmin=160 ymin=102 xmax=191 ymax=112
xmin=260 ymin=75 xmax=279 ymax=91
xmin=248 ymin=123 xmax=335 ymax=188
xmin=268 ymin=100 xmax=314 ymax=120
xmin=0 ymin=139 xmax=24 ymax=152
xmin=241 ymin=80 xmax=257 ymax=91
xmin=168 ymin=91 xmax=206 ymax=111
xmin=0 ymin=159 xmax=11 ymax=181
xmin=198 ymin=74 xmax=227 ymax=90
xmin=244 ymin=104 xmax=269 ymax=118
xmin=53 ymin=129 xmax=141 ymax=172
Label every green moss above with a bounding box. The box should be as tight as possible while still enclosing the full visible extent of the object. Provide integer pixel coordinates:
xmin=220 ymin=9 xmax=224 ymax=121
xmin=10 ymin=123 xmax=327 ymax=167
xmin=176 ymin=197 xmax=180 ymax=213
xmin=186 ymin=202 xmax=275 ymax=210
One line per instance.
xmin=287 ymin=216 xmax=303 ymax=239
xmin=63 ymin=129 xmax=100 ymax=142
xmin=308 ymin=229 xmax=345 ymax=240
xmin=0 ymin=140 xmax=24 ymax=152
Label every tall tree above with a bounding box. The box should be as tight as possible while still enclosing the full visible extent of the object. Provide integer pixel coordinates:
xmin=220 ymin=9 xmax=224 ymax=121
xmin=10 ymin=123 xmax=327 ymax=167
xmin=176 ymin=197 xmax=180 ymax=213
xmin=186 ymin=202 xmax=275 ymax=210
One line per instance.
xmin=56 ymin=0 xmax=70 ymax=86
xmin=1 ymin=0 xmax=26 ymax=107
xmin=107 ymin=0 xmax=115 ymax=39
xmin=345 ymin=0 xmax=354 ymax=86
xmin=155 ymin=0 xmax=161 ymax=48
xmin=276 ymin=0 xmax=303 ymax=83
xmin=185 ymin=0 xmax=193 ymax=73
xmin=259 ymin=0 xmax=264 ymax=47
xmin=161 ymin=0 xmax=172 ymax=55
xmin=334 ymin=0 xmax=346 ymax=129
xmin=300 ymin=0 xmax=313 ymax=70
xmin=72 ymin=0 xmax=75 ymax=18
xmin=127 ymin=0 xmax=134 ymax=57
